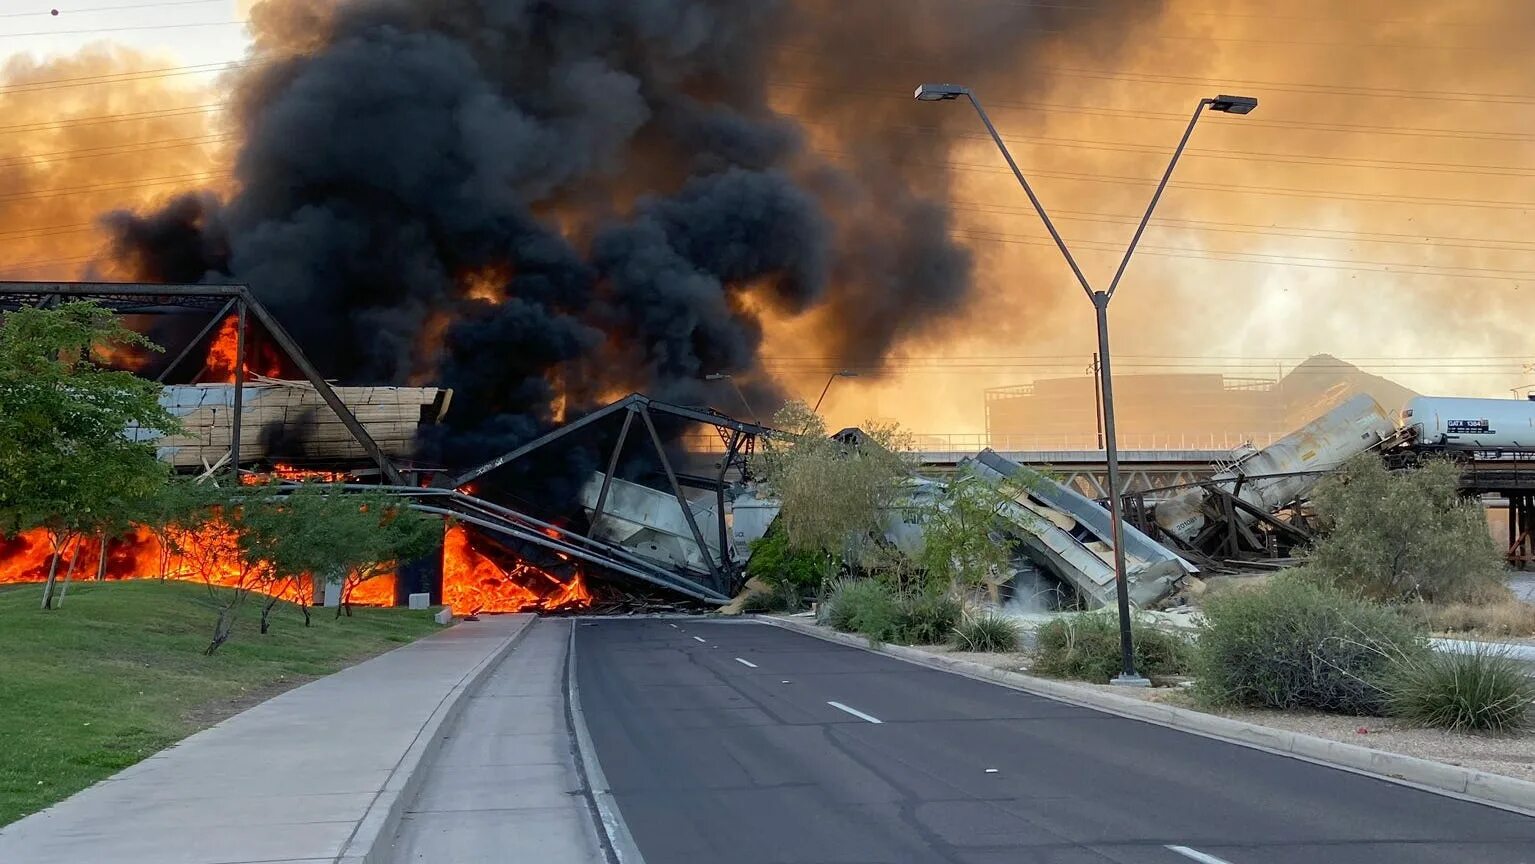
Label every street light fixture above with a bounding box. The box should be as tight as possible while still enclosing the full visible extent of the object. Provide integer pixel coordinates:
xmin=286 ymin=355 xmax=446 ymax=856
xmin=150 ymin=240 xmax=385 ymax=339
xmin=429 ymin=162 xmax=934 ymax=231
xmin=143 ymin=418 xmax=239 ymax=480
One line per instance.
xmin=916 ymin=82 xmax=1257 ymax=686
xmin=814 ymin=369 xmax=860 ymax=413
xmin=703 ymin=372 xmax=759 ymax=423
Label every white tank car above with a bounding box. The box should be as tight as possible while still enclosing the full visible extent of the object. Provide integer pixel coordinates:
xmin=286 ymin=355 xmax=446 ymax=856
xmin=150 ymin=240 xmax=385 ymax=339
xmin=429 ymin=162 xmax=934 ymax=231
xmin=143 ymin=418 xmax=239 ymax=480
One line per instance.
xmin=1155 ymin=393 xmax=1397 ymax=544
xmin=1402 ymin=396 xmax=1535 ymax=451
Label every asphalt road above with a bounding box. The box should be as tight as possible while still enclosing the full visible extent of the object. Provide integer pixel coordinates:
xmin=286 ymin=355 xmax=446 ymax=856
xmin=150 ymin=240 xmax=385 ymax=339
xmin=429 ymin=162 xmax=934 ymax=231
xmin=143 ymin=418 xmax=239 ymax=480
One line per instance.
xmin=574 ymin=619 xmax=1535 ymax=864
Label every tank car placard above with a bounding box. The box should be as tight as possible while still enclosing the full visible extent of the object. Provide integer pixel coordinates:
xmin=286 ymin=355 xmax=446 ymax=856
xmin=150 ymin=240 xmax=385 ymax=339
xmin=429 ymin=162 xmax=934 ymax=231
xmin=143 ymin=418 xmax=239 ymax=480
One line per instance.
xmin=1447 ymin=419 xmax=1492 ymax=435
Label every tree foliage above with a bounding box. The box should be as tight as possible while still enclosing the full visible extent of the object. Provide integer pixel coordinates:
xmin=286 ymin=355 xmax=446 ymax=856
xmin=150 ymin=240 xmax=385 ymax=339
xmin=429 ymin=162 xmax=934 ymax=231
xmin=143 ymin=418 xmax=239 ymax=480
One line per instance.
xmin=0 ymin=302 xmax=179 ymax=609
xmin=756 ymin=400 xmax=915 ymax=563
xmin=917 ymin=465 xmax=1024 ymax=593
xmin=1305 ymin=455 xmax=1507 ymax=603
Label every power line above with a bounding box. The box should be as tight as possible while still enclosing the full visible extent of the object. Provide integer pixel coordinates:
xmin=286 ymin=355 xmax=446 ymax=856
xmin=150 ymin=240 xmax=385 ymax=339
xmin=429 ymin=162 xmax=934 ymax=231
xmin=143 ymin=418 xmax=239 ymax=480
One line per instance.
xmin=0 ymin=132 xmax=232 ymax=167
xmin=0 ymin=169 xmax=228 ymax=203
xmin=0 ymin=60 xmax=250 ymax=95
xmin=0 ymin=103 xmax=223 ymax=135
xmin=0 ymin=19 xmax=247 ymax=39
xmin=0 ymin=0 xmax=224 ymax=17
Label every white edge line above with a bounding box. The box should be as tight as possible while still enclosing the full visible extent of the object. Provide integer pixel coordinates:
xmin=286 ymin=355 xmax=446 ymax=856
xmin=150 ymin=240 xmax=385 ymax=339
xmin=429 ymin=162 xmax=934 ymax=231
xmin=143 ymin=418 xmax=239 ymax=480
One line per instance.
xmin=826 ymin=701 xmax=883 ymax=724
xmin=734 ymin=658 xmax=758 ymax=668
xmin=1166 ymin=845 xmax=1234 ymax=864
xmin=692 ymin=636 xmax=706 ymax=643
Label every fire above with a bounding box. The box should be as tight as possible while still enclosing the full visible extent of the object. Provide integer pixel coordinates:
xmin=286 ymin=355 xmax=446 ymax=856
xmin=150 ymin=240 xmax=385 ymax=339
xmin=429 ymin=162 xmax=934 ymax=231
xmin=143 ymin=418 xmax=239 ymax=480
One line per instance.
xmin=0 ymin=523 xmax=395 ymax=606
xmin=441 ymin=524 xmax=592 ymax=614
xmin=240 ymin=464 xmax=350 ymax=486
xmin=202 ymin=316 xmax=284 ymax=383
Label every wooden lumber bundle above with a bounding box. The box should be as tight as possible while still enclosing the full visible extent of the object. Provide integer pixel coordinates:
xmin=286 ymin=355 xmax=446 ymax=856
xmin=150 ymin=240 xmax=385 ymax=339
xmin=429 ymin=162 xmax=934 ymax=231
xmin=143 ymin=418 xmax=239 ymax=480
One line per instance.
xmin=144 ymin=377 xmax=450 ymax=468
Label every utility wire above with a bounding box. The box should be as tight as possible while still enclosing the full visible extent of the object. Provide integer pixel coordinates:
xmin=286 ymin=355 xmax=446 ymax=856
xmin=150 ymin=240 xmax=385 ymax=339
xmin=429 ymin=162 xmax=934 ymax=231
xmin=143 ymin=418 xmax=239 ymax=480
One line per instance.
xmin=0 ymin=0 xmax=224 ymax=17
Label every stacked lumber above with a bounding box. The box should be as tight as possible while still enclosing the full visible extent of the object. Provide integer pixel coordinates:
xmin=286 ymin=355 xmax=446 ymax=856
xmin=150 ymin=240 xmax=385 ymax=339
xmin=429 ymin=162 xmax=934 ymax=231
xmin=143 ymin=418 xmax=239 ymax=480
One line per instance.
xmin=141 ymin=376 xmax=450 ymax=468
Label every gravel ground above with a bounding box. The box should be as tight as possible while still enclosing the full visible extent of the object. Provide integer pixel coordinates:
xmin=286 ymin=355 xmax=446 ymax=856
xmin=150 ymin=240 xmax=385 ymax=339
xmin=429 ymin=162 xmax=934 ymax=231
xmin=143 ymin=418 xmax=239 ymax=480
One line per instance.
xmin=909 ymin=642 xmax=1535 ymax=783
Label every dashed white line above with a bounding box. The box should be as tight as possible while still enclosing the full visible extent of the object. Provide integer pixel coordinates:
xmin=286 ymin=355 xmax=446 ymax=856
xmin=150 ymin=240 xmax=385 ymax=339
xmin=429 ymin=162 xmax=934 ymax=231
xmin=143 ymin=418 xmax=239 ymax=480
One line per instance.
xmin=692 ymin=636 xmax=707 ymax=643
xmin=734 ymin=658 xmax=758 ymax=668
xmin=668 ymin=623 xmax=678 ymax=629
xmin=1166 ymin=846 xmax=1234 ymax=864
xmin=826 ymin=701 xmax=883 ymax=724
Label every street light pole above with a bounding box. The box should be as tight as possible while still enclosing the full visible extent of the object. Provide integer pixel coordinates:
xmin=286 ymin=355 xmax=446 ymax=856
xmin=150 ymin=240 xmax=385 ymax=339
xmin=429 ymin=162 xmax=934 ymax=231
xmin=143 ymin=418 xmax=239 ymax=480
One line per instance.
xmin=703 ymin=373 xmax=759 ymax=424
xmin=915 ymin=83 xmax=1256 ymax=685
xmin=814 ymin=369 xmax=859 ymax=414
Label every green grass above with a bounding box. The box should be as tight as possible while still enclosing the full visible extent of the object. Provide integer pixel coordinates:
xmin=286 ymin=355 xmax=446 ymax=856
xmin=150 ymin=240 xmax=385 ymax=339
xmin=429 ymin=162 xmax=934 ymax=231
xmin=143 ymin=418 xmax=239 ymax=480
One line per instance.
xmin=0 ymin=580 xmax=440 ymax=826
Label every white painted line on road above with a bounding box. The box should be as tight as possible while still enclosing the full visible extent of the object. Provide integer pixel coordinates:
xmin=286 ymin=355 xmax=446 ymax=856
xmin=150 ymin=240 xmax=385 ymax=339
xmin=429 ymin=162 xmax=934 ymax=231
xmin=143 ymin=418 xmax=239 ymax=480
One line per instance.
xmin=827 ymin=701 xmax=883 ymax=724
xmin=735 ymin=658 xmax=758 ymax=668
xmin=692 ymin=636 xmax=707 ymax=643
xmin=1166 ymin=846 xmax=1234 ymax=864
xmin=668 ymin=623 xmax=678 ymax=629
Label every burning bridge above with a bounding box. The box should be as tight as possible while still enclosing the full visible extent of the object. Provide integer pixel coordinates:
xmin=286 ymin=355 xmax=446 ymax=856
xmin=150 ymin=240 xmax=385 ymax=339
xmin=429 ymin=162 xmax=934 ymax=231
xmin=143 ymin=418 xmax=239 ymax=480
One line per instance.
xmin=0 ymin=281 xmax=770 ymax=612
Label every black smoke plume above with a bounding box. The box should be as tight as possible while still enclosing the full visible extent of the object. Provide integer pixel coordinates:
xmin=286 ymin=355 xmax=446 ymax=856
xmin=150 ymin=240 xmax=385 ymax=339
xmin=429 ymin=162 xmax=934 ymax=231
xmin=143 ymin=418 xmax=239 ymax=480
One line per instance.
xmin=106 ymin=0 xmax=1163 ymax=487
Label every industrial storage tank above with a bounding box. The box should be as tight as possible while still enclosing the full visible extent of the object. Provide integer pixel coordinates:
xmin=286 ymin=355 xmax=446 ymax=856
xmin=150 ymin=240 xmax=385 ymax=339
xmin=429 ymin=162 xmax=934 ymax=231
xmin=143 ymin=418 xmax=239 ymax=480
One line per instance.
xmin=1156 ymin=393 xmax=1396 ymax=543
xmin=1402 ymin=395 xmax=1535 ymax=451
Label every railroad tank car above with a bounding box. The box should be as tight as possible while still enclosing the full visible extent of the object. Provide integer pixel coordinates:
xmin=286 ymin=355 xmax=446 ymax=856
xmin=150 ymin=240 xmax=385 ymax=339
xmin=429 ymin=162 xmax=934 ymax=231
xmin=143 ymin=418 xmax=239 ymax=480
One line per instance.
xmin=1155 ymin=393 xmax=1397 ymax=543
xmin=1402 ymin=396 xmax=1535 ymax=452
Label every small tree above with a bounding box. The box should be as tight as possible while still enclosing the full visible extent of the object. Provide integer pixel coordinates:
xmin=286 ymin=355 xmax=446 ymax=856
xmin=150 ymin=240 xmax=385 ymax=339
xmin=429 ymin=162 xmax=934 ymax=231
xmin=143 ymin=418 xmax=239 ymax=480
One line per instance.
xmin=241 ymin=484 xmax=440 ymax=629
xmin=756 ymin=401 xmax=915 ymax=572
xmin=134 ymin=477 xmax=220 ymax=581
xmin=1306 ymin=454 xmax=1507 ymax=603
xmin=917 ymin=466 xmax=1021 ymax=595
xmin=170 ymin=484 xmax=275 ymax=654
xmin=0 ymin=302 xmax=179 ymax=610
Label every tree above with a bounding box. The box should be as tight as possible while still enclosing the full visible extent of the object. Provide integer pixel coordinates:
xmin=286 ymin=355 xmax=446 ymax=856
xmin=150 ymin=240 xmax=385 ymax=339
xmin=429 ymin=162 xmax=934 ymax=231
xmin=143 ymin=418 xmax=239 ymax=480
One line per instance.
xmin=756 ymin=401 xmax=915 ymax=570
xmin=1305 ymin=454 xmax=1507 ymax=603
xmin=168 ymin=483 xmax=276 ymax=654
xmin=0 ymin=302 xmax=179 ymax=609
xmin=917 ymin=465 xmax=1023 ymax=595
xmin=133 ymin=477 xmax=222 ymax=582
xmin=240 ymin=484 xmax=440 ymax=629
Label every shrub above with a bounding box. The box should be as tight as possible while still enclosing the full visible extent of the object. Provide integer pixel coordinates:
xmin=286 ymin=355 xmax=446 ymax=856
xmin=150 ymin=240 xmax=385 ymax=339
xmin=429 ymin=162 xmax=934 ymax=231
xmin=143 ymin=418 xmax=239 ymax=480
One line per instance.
xmin=1410 ymin=600 xmax=1535 ymax=638
xmin=895 ymin=592 xmax=961 ymax=645
xmin=824 ymin=578 xmax=899 ymax=637
xmin=747 ymin=526 xmax=826 ymax=590
xmin=1305 ymin=455 xmax=1509 ymax=604
xmin=1194 ymin=576 xmax=1426 ymax=715
xmin=952 ymin=612 xmax=1022 ymax=653
xmin=1033 ymin=612 xmax=1192 ymax=683
xmin=1386 ymin=644 xmax=1535 ymax=732
xmin=741 ymin=580 xmax=803 ymax=614
xmin=822 ymin=579 xmax=959 ymax=644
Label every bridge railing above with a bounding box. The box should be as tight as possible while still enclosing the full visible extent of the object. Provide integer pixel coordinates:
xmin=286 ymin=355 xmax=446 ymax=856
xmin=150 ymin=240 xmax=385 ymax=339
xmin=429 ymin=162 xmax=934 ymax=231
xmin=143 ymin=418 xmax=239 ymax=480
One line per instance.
xmin=679 ymin=430 xmax=1281 ymax=454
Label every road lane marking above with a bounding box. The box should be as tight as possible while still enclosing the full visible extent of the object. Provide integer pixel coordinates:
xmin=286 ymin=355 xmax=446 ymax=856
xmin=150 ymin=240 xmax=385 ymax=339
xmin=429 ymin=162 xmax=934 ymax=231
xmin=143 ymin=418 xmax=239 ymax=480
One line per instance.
xmin=668 ymin=623 xmax=678 ymax=629
xmin=827 ymin=701 xmax=883 ymax=724
xmin=735 ymin=658 xmax=758 ymax=668
xmin=692 ymin=636 xmax=707 ymax=643
xmin=1166 ymin=846 xmax=1234 ymax=864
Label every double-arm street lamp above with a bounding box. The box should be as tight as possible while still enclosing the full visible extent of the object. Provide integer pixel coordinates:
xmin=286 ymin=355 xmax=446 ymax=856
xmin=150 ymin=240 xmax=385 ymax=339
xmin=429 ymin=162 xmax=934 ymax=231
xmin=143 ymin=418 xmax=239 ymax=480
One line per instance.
xmin=814 ymin=369 xmax=859 ymax=413
xmin=915 ymin=83 xmax=1257 ymax=685
xmin=704 ymin=372 xmax=759 ymax=423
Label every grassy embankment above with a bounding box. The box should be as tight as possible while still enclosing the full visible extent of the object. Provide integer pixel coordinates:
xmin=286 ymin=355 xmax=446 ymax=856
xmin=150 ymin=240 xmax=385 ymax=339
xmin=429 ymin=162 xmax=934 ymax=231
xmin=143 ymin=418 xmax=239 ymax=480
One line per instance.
xmin=0 ymin=580 xmax=439 ymax=826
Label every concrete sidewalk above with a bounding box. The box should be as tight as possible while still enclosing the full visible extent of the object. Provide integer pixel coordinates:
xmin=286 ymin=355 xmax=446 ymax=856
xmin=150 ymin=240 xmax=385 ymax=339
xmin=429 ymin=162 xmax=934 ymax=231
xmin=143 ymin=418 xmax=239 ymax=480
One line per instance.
xmin=0 ymin=613 xmax=533 ymax=864
xmin=384 ymin=618 xmax=605 ymax=863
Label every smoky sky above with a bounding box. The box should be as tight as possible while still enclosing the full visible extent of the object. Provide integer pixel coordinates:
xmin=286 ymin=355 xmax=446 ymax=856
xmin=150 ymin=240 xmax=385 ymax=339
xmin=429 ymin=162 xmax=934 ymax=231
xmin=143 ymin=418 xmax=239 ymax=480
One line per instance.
xmin=105 ymin=0 xmax=1164 ymax=474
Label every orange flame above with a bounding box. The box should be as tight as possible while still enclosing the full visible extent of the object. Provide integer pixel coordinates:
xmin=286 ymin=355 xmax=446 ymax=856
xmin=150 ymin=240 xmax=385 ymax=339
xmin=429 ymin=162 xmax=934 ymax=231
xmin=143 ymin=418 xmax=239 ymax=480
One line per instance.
xmin=441 ymin=524 xmax=592 ymax=614
xmin=203 ymin=315 xmax=284 ymax=383
xmin=239 ymin=464 xmax=350 ymax=486
xmin=0 ymin=523 xmax=395 ymax=606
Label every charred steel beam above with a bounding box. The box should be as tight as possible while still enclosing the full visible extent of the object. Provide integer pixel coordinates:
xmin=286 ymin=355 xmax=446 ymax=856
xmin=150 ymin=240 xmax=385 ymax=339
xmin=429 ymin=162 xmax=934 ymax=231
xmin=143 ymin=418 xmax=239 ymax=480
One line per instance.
xmin=0 ymin=281 xmax=246 ymax=297
xmin=590 ymin=405 xmax=636 ymax=530
xmin=716 ymin=429 xmax=742 ymax=590
xmin=237 ymin=287 xmax=406 ymax=486
xmin=639 ymin=404 xmax=726 ymax=586
xmin=230 ymin=299 xmax=246 ymax=474
xmin=450 ymin=395 xmax=639 ymax=489
xmin=641 ymin=395 xmax=776 ymax=438
xmin=155 ymin=297 xmax=236 ymax=383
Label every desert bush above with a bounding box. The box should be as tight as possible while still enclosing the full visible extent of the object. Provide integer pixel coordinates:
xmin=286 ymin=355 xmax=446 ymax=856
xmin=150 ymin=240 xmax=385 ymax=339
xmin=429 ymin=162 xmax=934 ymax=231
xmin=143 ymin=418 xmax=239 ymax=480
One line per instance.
xmin=952 ymin=612 xmax=1022 ymax=653
xmin=1409 ymin=600 xmax=1535 ymax=638
xmin=895 ymin=592 xmax=961 ymax=644
xmin=1386 ymin=644 xmax=1535 ymax=732
xmin=741 ymin=580 xmax=804 ymax=614
xmin=1033 ymin=612 xmax=1192 ymax=683
xmin=1194 ymin=576 xmax=1427 ymax=715
xmin=747 ymin=526 xmax=827 ymax=590
xmin=1305 ymin=455 xmax=1508 ymax=604
xmin=822 ymin=579 xmax=959 ymax=644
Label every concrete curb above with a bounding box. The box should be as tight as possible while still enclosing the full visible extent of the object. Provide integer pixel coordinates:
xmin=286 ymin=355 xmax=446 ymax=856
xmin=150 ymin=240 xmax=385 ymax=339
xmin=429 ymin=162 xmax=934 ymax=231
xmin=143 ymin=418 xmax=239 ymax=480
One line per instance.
xmin=567 ymin=621 xmax=648 ymax=864
xmin=344 ymin=615 xmax=536 ymax=864
xmin=761 ymin=615 xmax=1535 ymax=819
